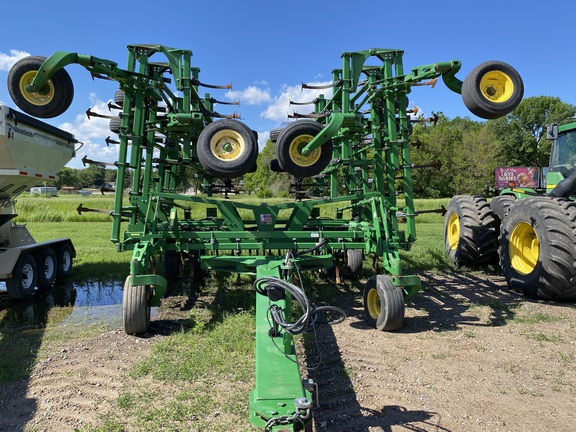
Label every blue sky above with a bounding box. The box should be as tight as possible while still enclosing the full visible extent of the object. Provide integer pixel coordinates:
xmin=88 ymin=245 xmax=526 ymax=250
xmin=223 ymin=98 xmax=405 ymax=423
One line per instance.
xmin=1 ymin=0 xmax=574 ymax=169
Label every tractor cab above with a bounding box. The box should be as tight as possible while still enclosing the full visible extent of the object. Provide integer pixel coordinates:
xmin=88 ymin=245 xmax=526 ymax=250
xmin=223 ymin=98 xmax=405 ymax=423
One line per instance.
xmin=547 ymin=121 xmax=576 ymax=196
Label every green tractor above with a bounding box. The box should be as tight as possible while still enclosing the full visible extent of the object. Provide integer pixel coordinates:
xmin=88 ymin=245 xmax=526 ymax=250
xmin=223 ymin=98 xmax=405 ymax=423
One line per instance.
xmin=445 ymin=121 xmax=576 ymax=300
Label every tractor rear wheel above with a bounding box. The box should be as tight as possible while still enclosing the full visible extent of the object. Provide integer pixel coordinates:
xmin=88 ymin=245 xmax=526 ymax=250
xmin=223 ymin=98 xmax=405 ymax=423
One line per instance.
xmin=363 ymin=275 xmax=405 ymax=331
xmin=462 ymin=61 xmax=523 ymax=119
xmin=499 ymin=196 xmax=576 ymax=300
xmin=122 ymin=277 xmax=151 ymax=334
xmin=444 ymin=195 xmax=497 ymax=266
xmin=276 ymin=120 xmax=333 ymax=178
xmin=197 ymin=119 xmax=258 ymax=178
xmin=8 ymin=56 xmax=74 ymax=118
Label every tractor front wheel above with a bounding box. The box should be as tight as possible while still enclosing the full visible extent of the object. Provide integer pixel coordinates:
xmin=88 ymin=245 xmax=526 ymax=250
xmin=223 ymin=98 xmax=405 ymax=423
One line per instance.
xmin=7 ymin=56 xmax=74 ymax=118
xmin=363 ymin=275 xmax=405 ymax=331
xmin=499 ymin=197 xmax=576 ymax=300
xmin=122 ymin=277 xmax=151 ymax=334
xmin=462 ymin=60 xmax=523 ymax=119
xmin=197 ymin=119 xmax=258 ymax=179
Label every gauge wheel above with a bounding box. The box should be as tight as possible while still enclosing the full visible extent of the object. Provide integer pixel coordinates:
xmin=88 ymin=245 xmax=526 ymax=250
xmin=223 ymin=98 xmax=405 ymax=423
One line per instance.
xmin=462 ymin=60 xmax=524 ymax=119
xmin=7 ymin=56 xmax=74 ymax=118
xmin=444 ymin=195 xmax=497 ymax=266
xmin=345 ymin=249 xmax=364 ymax=279
xmin=276 ymin=120 xmax=333 ymax=178
xmin=122 ymin=277 xmax=151 ymax=335
xmin=363 ymin=275 xmax=405 ymax=331
xmin=197 ymin=119 xmax=258 ymax=178
xmin=36 ymin=247 xmax=57 ymax=289
xmin=499 ymin=196 xmax=576 ymax=300
xmin=6 ymin=254 xmax=38 ymax=299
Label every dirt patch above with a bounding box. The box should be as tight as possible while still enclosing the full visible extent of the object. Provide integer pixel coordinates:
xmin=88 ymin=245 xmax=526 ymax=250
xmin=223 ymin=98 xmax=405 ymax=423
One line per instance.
xmin=1 ymin=272 xmax=575 ymax=431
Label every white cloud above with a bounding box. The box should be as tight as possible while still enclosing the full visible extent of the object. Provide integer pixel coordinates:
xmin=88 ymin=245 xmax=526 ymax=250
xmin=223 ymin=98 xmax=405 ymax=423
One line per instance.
xmin=0 ymin=49 xmax=31 ymax=71
xmin=58 ymin=94 xmax=120 ymax=168
xmin=261 ymin=81 xmax=333 ymax=124
xmin=226 ymin=86 xmax=272 ymax=105
xmin=257 ymin=130 xmax=270 ymax=151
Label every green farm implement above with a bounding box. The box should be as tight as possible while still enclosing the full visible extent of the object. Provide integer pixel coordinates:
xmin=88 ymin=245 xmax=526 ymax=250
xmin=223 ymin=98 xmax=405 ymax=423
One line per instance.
xmin=8 ymin=45 xmax=522 ymax=430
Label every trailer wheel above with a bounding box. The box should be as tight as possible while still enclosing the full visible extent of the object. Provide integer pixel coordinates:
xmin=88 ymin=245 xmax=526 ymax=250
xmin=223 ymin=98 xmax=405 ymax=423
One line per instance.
xmin=363 ymin=275 xmax=405 ymax=331
xmin=462 ymin=61 xmax=523 ymax=119
xmin=444 ymin=195 xmax=497 ymax=266
xmin=122 ymin=277 xmax=151 ymax=335
xmin=36 ymin=248 xmax=57 ymax=289
xmin=499 ymin=197 xmax=576 ymax=300
xmin=276 ymin=120 xmax=333 ymax=178
xmin=7 ymin=56 xmax=74 ymax=118
xmin=56 ymin=243 xmax=74 ymax=279
xmin=6 ymin=254 xmax=38 ymax=299
xmin=197 ymin=119 xmax=258 ymax=179
xmin=345 ymin=249 xmax=363 ymax=279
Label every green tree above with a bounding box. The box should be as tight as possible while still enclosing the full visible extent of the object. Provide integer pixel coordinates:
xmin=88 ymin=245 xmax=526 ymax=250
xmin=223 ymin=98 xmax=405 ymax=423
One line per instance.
xmin=56 ymin=167 xmax=80 ymax=188
xmin=410 ymin=114 xmax=500 ymax=197
xmin=488 ymin=96 xmax=576 ymax=167
xmin=243 ymin=140 xmax=290 ymax=198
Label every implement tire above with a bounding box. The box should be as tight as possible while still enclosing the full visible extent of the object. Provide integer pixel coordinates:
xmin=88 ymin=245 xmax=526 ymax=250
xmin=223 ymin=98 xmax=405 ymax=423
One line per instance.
xmin=444 ymin=195 xmax=497 ymax=266
xmin=8 ymin=56 xmax=74 ymax=118
xmin=363 ymin=275 xmax=405 ymax=331
xmin=462 ymin=61 xmax=523 ymax=119
xmin=499 ymin=196 xmax=576 ymax=300
xmin=276 ymin=120 xmax=333 ymax=178
xmin=197 ymin=119 xmax=258 ymax=179
xmin=122 ymin=277 xmax=151 ymax=335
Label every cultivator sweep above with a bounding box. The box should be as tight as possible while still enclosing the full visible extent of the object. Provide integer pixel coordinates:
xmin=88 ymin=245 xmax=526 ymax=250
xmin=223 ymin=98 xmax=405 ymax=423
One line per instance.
xmin=8 ymin=45 xmax=522 ymax=430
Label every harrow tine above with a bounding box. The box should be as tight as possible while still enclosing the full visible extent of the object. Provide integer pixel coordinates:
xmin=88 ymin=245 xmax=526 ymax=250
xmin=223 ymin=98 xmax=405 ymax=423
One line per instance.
xmin=85 ymin=108 xmax=120 ymax=120
xmin=192 ymin=77 xmax=232 ymax=89
xmin=301 ymin=79 xmax=343 ymax=90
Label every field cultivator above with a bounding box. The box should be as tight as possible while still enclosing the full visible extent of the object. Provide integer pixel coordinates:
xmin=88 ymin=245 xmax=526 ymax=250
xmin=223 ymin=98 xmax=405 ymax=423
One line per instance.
xmin=8 ymin=45 xmax=522 ymax=430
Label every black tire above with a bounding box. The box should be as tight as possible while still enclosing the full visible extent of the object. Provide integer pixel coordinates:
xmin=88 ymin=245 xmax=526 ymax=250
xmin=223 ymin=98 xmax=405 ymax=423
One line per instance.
xmin=6 ymin=254 xmax=38 ymax=299
xmin=55 ymin=243 xmax=74 ymax=279
xmin=109 ymin=118 xmax=121 ymax=134
xmin=276 ymin=120 xmax=333 ymax=178
xmin=462 ymin=61 xmax=523 ymax=120
xmin=270 ymin=128 xmax=283 ymax=143
xmin=36 ymin=248 xmax=57 ymax=289
xmin=444 ymin=195 xmax=497 ymax=266
xmin=490 ymin=195 xmax=517 ymax=232
xmin=114 ymin=90 xmax=125 ymax=107
xmin=122 ymin=277 xmax=151 ymax=335
xmin=363 ymin=275 xmax=405 ymax=331
xmin=499 ymin=197 xmax=576 ymax=300
xmin=164 ymin=250 xmax=179 ymax=281
xmin=270 ymin=159 xmax=285 ymax=172
xmin=345 ymin=249 xmax=363 ymax=279
xmin=197 ymin=119 xmax=258 ymax=178
xmin=7 ymin=56 xmax=74 ymax=118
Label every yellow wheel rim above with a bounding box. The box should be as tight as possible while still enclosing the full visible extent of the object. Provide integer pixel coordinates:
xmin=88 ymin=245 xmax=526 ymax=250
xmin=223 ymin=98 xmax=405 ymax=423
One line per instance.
xmin=480 ymin=70 xmax=514 ymax=104
xmin=288 ymin=134 xmax=321 ymax=167
xmin=366 ymin=288 xmax=381 ymax=320
xmin=509 ymin=221 xmax=539 ymax=274
xmin=210 ymin=129 xmax=244 ymax=161
xmin=447 ymin=213 xmax=460 ymax=250
xmin=19 ymin=70 xmax=55 ymax=106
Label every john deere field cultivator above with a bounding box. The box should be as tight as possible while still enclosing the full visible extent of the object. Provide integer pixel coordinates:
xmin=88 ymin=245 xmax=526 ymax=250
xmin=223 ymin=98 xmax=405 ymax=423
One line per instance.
xmin=8 ymin=45 xmax=522 ymax=430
